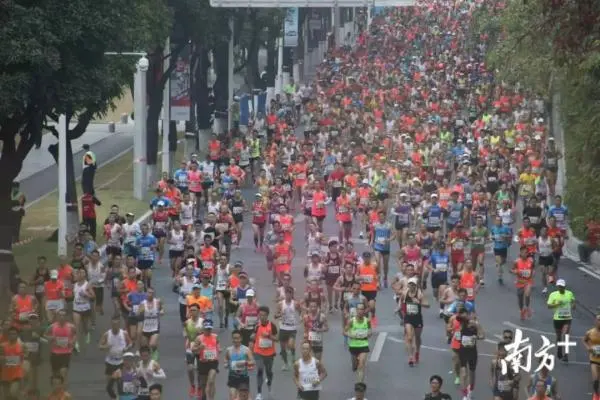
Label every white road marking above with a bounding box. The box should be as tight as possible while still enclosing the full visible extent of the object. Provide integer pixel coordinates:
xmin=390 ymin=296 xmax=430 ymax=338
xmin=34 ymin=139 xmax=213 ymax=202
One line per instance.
xmin=369 ymin=332 xmax=388 ymax=362
xmin=578 ymin=266 xmax=600 ymax=281
xmin=502 ymin=321 xmax=583 ymax=339
xmin=494 ymin=334 xmax=504 ymax=341
xmin=387 ymin=335 xmax=588 ymax=365
xmin=484 ymin=338 xmax=498 ymax=344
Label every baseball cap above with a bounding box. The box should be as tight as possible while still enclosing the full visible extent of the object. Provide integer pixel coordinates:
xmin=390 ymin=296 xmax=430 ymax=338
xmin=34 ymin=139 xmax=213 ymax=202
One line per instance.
xmin=408 ymin=277 xmax=419 ymax=285
xmin=123 ymin=352 xmax=136 ymax=358
xmin=50 ymin=269 xmax=58 ymax=279
xmin=246 ymin=289 xmax=255 ymax=297
xmin=556 ymin=279 xmax=566 ymax=287
xmin=157 ymin=200 xmax=165 ymax=207
xmin=192 ymin=283 xmax=201 ymax=289
xmin=203 ymin=319 xmax=214 ymax=329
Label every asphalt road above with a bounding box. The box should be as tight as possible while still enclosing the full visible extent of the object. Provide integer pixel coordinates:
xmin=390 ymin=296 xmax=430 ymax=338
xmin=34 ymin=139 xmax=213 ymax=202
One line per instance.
xmin=15 ymin=117 xmax=598 ymax=398
xmin=14 ymin=117 xmax=597 ymax=399
xmin=53 ymin=196 xmax=594 ymax=399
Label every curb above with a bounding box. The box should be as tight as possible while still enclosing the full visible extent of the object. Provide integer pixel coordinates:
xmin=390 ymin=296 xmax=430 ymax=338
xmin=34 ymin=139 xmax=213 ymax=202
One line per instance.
xmin=12 ymin=237 xmax=34 ymax=247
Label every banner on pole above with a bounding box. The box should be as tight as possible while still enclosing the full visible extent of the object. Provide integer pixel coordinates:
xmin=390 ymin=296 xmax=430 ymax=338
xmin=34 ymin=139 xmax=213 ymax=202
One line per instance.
xmin=170 ymin=45 xmax=191 ymax=121
xmin=284 ymin=8 xmax=299 ymax=47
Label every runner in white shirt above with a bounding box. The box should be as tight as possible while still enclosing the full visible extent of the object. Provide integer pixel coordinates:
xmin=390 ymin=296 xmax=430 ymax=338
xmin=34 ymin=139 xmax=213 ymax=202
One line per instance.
xmin=72 ymin=269 xmax=95 ymax=350
xmin=180 ymin=193 xmax=195 ymax=231
xmin=86 ymin=249 xmax=106 ymax=327
xmin=275 ymin=287 xmax=301 ymax=370
xmin=99 ymin=316 xmax=132 ymax=399
xmin=122 ymin=212 xmax=141 ymax=256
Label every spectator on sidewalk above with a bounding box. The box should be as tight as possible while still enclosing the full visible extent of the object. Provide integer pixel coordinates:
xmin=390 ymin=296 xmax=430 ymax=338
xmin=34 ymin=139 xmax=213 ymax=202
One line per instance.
xmin=81 ymin=193 xmax=101 ymax=240
xmin=578 ymin=219 xmax=600 ymax=263
xmin=11 ymin=181 xmax=26 ymax=244
xmin=81 ymin=144 xmax=96 ymax=195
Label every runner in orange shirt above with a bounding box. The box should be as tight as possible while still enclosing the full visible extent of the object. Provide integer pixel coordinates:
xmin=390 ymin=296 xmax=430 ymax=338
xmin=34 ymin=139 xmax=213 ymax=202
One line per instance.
xmin=10 ymin=282 xmax=37 ymax=331
xmin=336 ymin=188 xmax=354 ymax=243
xmin=511 ymin=246 xmax=535 ymax=320
xmin=1 ymin=326 xmax=26 ymax=398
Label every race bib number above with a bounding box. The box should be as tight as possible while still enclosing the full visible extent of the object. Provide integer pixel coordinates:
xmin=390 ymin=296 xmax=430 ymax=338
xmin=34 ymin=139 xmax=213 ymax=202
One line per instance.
xmin=436 ymin=169 xmax=445 ymax=176
xmin=466 ymin=287 xmax=474 ymax=297
xmin=283 ymin=184 xmax=291 ymax=191
xmin=25 ymin=342 xmax=39 ymax=353
xmin=4 ymin=356 xmax=20 ymax=366
xmin=520 ymin=269 xmax=531 ymax=278
xmin=296 ymin=173 xmax=307 ymax=180
xmin=359 ymin=275 xmax=373 ymax=283
xmin=56 ymin=337 xmax=69 ymax=348
xmin=461 ymin=335 xmax=475 ymax=347
xmin=216 ymin=280 xmax=227 ymax=290
xmin=436 ymin=263 xmax=448 ymax=272
xmin=123 ymin=382 xmax=136 ymax=393
xmin=354 ymin=328 xmax=368 ymax=339
xmin=203 ymin=349 xmax=217 ymax=360
xmin=35 ymin=285 xmax=44 ymax=294
xmin=308 ymin=331 xmax=322 ymax=342
xmin=453 ymin=331 xmax=461 ymax=341
xmin=339 ymin=206 xmax=349 ymax=213
xmin=474 ymin=237 xmax=485 ymax=245
xmin=376 ymin=237 xmax=386 ymax=244
xmin=245 ymin=316 xmax=258 ymax=326
xmin=497 ymin=380 xmax=511 ymax=392
xmin=333 ymin=180 xmax=342 ymax=188
xmin=453 ymin=241 xmax=464 ymax=250
xmin=328 ymin=265 xmax=340 ymax=274
xmin=592 ymin=345 xmax=600 ymax=356
xmin=258 ymin=338 xmax=273 ymax=348
xmin=557 ymin=306 xmax=571 ymax=319
xmin=406 ymin=304 xmax=419 ymax=315
xmin=233 ymin=207 xmax=243 ymax=214
xmin=302 ymin=372 xmax=320 ymax=389
xmin=143 ymin=318 xmax=159 ymax=332
xmin=231 ymin=360 xmax=246 ymax=372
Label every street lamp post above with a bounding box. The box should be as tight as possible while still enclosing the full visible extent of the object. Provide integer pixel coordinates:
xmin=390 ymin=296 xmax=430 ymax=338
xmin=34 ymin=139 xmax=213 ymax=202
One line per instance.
xmin=104 ymin=52 xmax=148 ymax=200
xmin=134 ymin=56 xmax=149 ymax=200
xmin=57 ymin=114 xmax=68 ymax=256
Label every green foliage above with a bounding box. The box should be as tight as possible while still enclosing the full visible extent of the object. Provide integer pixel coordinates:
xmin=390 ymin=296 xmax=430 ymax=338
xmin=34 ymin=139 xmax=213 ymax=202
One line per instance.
xmin=0 ymin=0 xmax=171 ymax=181
xmin=474 ymin=0 xmax=600 ymax=238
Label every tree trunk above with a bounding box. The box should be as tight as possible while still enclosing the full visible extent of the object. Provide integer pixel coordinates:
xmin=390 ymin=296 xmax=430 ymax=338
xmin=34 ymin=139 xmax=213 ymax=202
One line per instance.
xmin=245 ymin=15 xmax=261 ymax=90
xmin=213 ymin=41 xmax=229 ymax=134
xmin=266 ymin=33 xmax=277 ymax=87
xmin=146 ymin=49 xmax=164 ymax=189
xmin=0 ymin=189 xmax=18 ymax=319
xmin=195 ymin=47 xmax=212 ymax=154
xmin=47 ymin=138 xmax=80 ymax=242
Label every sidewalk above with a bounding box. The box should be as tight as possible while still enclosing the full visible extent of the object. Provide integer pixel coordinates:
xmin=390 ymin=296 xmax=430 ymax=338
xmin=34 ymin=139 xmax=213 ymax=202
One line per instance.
xmin=551 ymin=94 xmax=600 ymax=271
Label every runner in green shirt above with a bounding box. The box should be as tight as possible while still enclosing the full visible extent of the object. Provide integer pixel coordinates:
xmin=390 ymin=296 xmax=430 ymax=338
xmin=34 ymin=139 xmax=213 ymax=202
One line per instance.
xmin=344 ymin=303 xmax=371 ymax=383
xmin=546 ymin=279 xmax=576 ymax=362
xmin=469 ymin=216 xmax=489 ymax=282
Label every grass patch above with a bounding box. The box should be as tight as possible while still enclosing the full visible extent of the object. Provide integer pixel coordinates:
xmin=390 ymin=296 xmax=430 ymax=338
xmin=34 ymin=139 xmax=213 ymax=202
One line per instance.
xmin=93 ymin=88 xmax=134 ymax=123
xmin=15 ymin=142 xmax=185 ymax=277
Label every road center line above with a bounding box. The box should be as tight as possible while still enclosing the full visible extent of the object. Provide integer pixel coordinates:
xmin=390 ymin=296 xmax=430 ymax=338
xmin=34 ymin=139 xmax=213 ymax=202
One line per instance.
xmin=369 ymin=332 xmax=387 ymax=362
xmin=503 ymin=321 xmax=583 ymax=339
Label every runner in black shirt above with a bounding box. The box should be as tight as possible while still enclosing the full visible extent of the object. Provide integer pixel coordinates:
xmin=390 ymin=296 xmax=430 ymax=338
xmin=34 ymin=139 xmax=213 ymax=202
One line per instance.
xmin=424 ymin=375 xmax=452 ymax=400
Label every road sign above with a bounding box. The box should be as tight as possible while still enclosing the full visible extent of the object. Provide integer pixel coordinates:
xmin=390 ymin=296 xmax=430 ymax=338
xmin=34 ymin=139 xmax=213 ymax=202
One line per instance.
xmin=210 ymin=0 xmax=416 ymax=8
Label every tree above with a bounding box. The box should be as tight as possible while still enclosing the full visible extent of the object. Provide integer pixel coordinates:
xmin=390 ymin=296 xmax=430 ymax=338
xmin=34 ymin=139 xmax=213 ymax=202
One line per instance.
xmin=475 ymin=0 xmax=600 ymax=238
xmin=144 ymin=0 xmax=236 ymax=181
xmin=0 ymin=0 xmax=170 ymax=316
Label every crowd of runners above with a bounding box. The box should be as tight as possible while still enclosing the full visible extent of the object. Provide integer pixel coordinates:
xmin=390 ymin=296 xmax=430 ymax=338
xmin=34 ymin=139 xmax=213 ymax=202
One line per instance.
xmin=3 ymin=0 xmax=600 ymax=399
